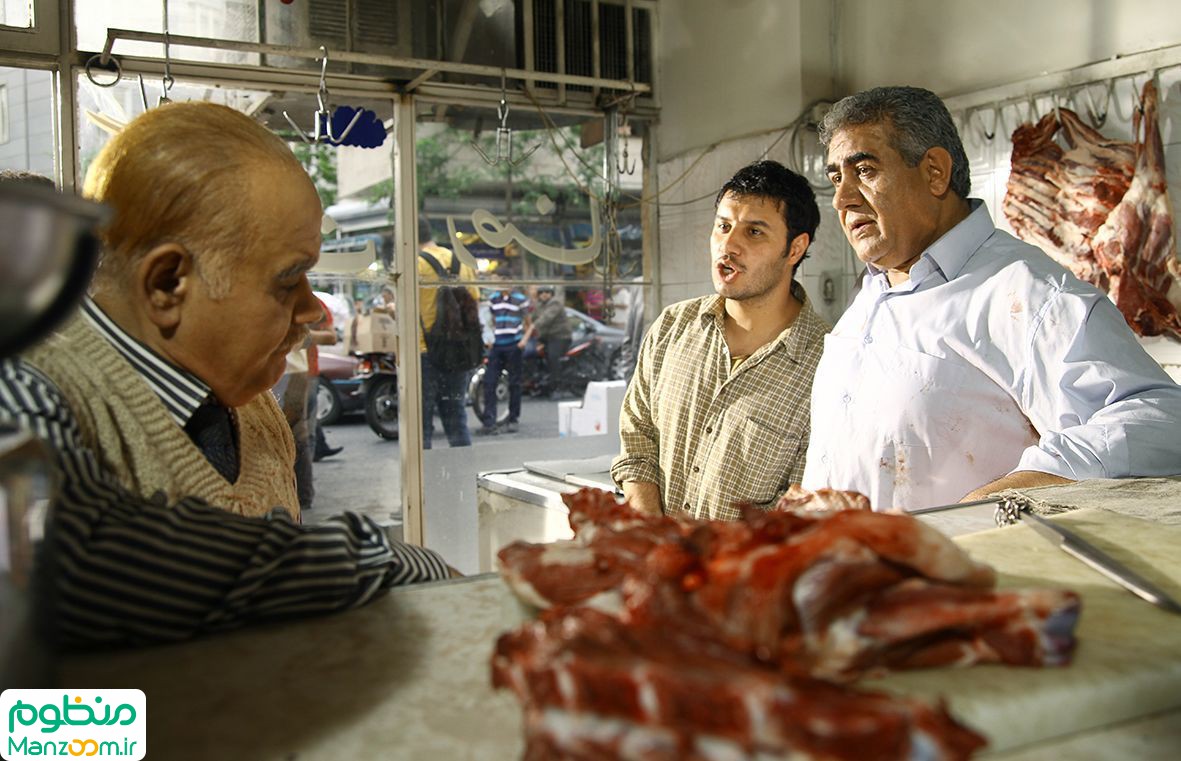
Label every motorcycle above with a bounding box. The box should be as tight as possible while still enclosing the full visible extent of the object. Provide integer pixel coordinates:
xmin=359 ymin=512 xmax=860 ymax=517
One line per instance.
xmin=468 ymin=332 xmax=609 ymax=425
xmin=356 ymin=352 xmax=399 ymax=440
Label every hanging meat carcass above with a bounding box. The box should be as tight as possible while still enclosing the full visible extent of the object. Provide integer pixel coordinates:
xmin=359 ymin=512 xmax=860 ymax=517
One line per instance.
xmin=1002 ymin=106 xmax=1135 ymax=287
xmin=1002 ymin=82 xmax=1181 ymax=338
xmin=1090 ymin=81 xmax=1181 ymax=337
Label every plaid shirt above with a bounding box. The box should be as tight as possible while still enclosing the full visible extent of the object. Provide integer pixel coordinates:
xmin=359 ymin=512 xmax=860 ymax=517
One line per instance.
xmin=612 ymin=283 xmax=829 ymax=520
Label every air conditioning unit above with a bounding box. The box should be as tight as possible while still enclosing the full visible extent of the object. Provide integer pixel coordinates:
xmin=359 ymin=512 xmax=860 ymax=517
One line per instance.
xmin=263 ymin=0 xmax=440 ymax=75
xmin=528 ymin=0 xmax=655 ymax=97
xmin=261 ymin=0 xmax=655 ymax=100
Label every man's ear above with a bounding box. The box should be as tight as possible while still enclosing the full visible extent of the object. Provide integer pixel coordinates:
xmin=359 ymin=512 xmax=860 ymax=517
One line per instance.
xmin=786 ymin=232 xmax=810 ymax=267
xmin=136 ymin=243 xmax=193 ymax=330
xmin=923 ymin=147 xmax=954 ymax=197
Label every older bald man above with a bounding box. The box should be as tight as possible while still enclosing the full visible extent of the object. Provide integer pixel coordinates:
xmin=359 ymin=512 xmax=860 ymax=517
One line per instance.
xmin=0 ymin=102 xmax=449 ymax=647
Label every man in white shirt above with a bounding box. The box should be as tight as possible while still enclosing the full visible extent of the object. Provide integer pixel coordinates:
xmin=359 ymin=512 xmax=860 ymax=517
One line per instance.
xmin=802 ymin=86 xmax=1181 ymax=511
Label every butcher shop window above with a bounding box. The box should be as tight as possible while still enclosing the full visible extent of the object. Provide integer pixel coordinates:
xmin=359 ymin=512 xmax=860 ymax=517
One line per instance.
xmin=0 ymin=69 xmax=55 ymax=178
xmin=0 ymin=1 xmax=33 ymax=30
xmin=411 ymin=97 xmax=646 ymax=570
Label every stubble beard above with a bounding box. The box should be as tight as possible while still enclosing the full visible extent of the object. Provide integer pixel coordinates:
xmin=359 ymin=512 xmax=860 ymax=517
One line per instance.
xmin=715 ymin=259 xmax=792 ymax=303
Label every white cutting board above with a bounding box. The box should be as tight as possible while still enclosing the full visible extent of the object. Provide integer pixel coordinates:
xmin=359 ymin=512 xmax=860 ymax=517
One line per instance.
xmin=864 ymin=509 xmax=1181 ymax=754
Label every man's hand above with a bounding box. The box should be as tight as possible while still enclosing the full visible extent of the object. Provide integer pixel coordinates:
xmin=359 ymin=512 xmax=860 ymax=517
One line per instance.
xmin=622 ymin=481 xmax=663 ymax=515
xmin=961 ymin=470 xmax=1075 ymax=502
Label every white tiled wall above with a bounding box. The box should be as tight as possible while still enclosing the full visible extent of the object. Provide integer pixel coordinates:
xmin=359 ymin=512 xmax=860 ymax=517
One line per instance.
xmin=654 ymin=70 xmax=1181 ymax=375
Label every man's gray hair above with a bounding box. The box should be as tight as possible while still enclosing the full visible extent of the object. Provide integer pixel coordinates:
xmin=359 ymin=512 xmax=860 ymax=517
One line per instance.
xmin=818 ymin=86 xmax=971 ymax=200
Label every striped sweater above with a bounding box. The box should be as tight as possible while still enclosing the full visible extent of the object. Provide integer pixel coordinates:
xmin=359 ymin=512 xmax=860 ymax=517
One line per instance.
xmin=0 ymin=310 xmax=448 ymax=647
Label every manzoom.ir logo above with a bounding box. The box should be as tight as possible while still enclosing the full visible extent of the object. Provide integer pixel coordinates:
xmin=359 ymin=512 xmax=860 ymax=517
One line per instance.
xmin=1 ymin=690 xmax=145 ymax=760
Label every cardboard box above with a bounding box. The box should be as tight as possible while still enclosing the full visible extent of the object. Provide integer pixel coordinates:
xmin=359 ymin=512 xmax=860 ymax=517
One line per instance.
xmin=558 ymin=381 xmax=627 ymax=437
xmin=346 ymin=313 xmax=398 ymax=355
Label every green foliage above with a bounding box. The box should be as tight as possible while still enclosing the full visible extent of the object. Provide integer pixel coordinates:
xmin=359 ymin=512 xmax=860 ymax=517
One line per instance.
xmin=291 ymin=141 xmax=338 ymax=208
xmin=359 ymin=122 xmax=605 ymax=213
xmin=360 ymin=129 xmax=480 ymax=206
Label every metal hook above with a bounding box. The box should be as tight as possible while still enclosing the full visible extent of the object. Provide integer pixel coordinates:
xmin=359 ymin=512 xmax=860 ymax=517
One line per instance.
xmin=971 ymin=105 xmax=998 ymax=142
xmin=158 ymin=0 xmax=174 ymax=105
xmin=471 ymin=70 xmax=540 ymax=167
xmin=1025 ymin=95 xmax=1039 ymax=123
xmin=615 ymin=87 xmax=637 ymax=175
xmin=617 ymin=135 xmax=636 ymax=176
xmin=282 ymin=46 xmax=361 ymax=145
xmin=1082 ymin=80 xmax=1111 ymax=128
xmin=84 ymin=54 xmax=122 ymax=88
xmin=1129 ymin=72 xmax=1151 ymax=117
xmin=137 ymin=74 xmax=150 ymax=111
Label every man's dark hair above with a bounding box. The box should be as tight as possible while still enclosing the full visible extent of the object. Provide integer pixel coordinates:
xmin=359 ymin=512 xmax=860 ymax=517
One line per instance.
xmin=818 ymin=86 xmax=971 ymax=200
xmin=418 ymin=214 xmax=434 ymax=245
xmin=714 ymin=160 xmax=819 ymax=270
xmin=0 ymin=169 xmax=55 ymax=188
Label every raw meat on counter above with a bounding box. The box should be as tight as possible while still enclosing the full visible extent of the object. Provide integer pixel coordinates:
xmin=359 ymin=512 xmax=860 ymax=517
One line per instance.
xmin=492 ymin=488 xmax=1083 ymax=760
xmin=499 ymin=488 xmax=1080 ymax=679
xmin=493 ymin=605 xmax=987 ymax=761
xmin=1002 ymin=81 xmax=1181 ymax=337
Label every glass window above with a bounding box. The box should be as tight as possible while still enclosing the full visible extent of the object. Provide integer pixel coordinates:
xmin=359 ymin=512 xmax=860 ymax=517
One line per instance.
xmin=0 ymin=67 xmax=55 ymax=179
xmin=0 ymin=0 xmax=33 ymax=30
xmin=0 ymin=0 xmax=58 ymax=54
xmin=75 ymin=0 xmax=260 ymax=65
xmin=75 ymin=70 xmax=271 ymax=178
xmin=410 ymin=100 xmax=646 ymax=573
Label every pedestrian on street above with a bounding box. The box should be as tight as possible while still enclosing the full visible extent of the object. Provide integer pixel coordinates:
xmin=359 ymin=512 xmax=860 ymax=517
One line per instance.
xmin=531 ymin=285 xmax=572 ymax=397
xmin=418 ymin=217 xmax=481 ymax=448
xmin=479 ymin=282 xmax=532 ymax=434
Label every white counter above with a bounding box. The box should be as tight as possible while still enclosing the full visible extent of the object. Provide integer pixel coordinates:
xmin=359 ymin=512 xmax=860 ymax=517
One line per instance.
xmin=59 ymin=478 xmax=1181 ymax=760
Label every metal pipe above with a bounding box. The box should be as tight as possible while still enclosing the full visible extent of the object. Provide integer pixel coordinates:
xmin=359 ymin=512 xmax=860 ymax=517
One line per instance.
xmin=941 ymin=42 xmax=1181 ymax=113
xmin=99 ymin=27 xmax=652 ymax=94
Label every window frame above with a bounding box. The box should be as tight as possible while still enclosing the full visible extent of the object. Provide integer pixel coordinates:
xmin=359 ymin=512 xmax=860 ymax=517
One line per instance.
xmin=0 ymin=0 xmax=61 ymax=56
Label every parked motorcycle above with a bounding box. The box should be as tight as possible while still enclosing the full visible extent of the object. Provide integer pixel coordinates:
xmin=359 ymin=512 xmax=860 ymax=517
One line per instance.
xmin=468 ymin=332 xmax=609 ymax=425
xmin=356 ymin=352 xmax=399 ymax=440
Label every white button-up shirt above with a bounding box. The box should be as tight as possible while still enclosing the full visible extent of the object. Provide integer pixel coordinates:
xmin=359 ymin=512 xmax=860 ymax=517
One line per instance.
xmin=803 ymin=201 xmax=1181 ymax=511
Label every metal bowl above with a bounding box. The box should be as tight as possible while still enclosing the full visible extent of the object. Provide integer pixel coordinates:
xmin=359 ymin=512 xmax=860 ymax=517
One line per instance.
xmin=0 ymin=183 xmax=106 ymax=356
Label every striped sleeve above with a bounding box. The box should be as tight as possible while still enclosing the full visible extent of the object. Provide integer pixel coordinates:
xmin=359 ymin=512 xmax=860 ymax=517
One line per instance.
xmin=0 ymin=358 xmax=449 ymax=647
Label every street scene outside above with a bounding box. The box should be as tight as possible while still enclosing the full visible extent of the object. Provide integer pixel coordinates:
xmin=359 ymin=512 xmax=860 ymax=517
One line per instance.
xmin=307 ymin=391 xmax=591 ymax=537
xmin=305 ymin=286 xmax=639 ymax=534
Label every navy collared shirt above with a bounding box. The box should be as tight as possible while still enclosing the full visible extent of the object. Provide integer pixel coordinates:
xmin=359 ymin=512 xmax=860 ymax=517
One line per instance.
xmin=81 ymin=297 xmax=214 ymax=426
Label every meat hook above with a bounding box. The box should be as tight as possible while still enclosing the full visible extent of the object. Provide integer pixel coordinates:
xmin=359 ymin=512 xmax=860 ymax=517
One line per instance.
xmin=970 ymin=105 xmax=998 ymax=142
xmin=471 ymin=71 xmax=541 ymax=168
xmin=282 ymin=47 xmax=362 ymax=145
xmin=1000 ymin=97 xmax=1035 ymax=133
xmin=614 ymin=85 xmax=639 ymax=176
xmin=1053 ymin=90 xmax=1072 ymax=124
xmin=1082 ymin=80 xmax=1111 ymax=129
xmin=158 ymin=0 xmax=174 ymax=106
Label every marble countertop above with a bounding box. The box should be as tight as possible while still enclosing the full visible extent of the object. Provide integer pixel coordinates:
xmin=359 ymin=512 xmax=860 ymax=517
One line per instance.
xmin=59 ymin=479 xmax=1181 ymax=760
